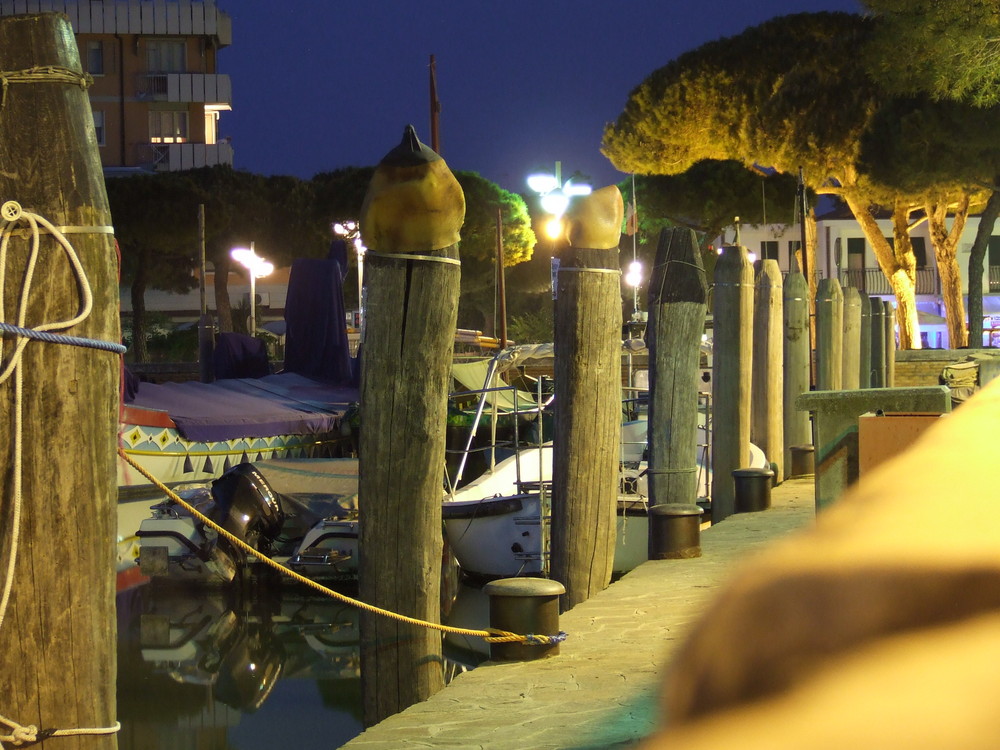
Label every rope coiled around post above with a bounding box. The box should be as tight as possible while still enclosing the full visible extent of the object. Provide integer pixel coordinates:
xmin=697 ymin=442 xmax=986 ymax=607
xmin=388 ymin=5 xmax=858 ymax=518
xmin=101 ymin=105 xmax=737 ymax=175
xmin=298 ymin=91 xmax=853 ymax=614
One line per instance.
xmin=0 ymin=66 xmax=92 ymax=110
xmin=117 ymin=448 xmax=569 ymax=647
xmin=0 ymin=203 xmax=120 ymax=746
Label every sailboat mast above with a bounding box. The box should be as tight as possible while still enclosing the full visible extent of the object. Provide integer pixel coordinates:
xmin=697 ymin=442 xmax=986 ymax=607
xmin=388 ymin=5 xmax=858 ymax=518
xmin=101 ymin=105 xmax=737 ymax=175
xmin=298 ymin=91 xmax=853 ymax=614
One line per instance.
xmin=429 ymin=54 xmax=441 ymax=153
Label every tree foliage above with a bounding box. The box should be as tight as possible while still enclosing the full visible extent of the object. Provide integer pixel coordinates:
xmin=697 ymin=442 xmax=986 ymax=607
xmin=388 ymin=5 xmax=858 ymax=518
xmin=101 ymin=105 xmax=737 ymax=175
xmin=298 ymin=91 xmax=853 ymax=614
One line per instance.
xmin=602 ymin=11 xmax=947 ymax=348
xmin=862 ymin=0 xmax=1000 ymax=108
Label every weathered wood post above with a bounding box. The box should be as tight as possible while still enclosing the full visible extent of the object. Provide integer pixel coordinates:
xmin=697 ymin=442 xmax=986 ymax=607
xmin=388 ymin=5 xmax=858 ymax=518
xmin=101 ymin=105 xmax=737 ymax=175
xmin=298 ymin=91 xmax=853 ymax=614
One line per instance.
xmin=750 ymin=260 xmax=784 ymax=481
xmin=858 ymin=292 xmax=872 ymax=388
xmin=783 ymin=271 xmax=811 ymax=479
xmin=0 ymin=13 xmax=119 ymax=749
xmin=711 ymin=245 xmax=753 ymax=523
xmin=841 ymin=285 xmax=862 ymax=390
xmin=870 ymin=297 xmax=886 ymax=387
xmin=884 ymin=300 xmax=896 ymax=387
xmin=815 ymin=277 xmax=844 ymax=391
xmin=645 ymin=228 xmax=708 ymax=511
xmin=357 ymin=126 xmax=463 ymax=724
xmin=551 ymin=185 xmax=623 ymax=611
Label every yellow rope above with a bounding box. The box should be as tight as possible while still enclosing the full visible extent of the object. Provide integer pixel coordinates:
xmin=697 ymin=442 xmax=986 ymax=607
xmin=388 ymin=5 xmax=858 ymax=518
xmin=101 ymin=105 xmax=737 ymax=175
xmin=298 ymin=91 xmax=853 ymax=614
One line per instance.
xmin=118 ymin=448 xmax=563 ymax=645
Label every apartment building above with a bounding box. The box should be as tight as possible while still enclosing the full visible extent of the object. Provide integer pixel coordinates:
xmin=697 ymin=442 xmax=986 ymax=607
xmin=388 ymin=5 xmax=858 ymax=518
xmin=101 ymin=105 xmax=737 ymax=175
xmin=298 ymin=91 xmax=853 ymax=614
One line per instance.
xmin=0 ymin=0 xmax=233 ymax=173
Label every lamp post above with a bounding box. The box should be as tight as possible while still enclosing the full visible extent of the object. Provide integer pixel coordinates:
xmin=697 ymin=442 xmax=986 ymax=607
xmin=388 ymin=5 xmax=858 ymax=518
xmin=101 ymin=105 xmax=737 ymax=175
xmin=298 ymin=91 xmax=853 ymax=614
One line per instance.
xmin=527 ymin=162 xmax=592 ymax=297
xmin=334 ymin=220 xmax=367 ymax=329
xmin=231 ymin=242 xmax=273 ymax=337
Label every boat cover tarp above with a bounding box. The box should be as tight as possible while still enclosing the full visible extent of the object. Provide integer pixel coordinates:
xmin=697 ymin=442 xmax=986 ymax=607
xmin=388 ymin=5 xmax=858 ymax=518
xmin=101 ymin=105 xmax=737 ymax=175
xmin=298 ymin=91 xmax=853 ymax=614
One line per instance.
xmin=213 ymin=332 xmax=272 ymax=379
xmin=282 ymin=252 xmax=354 ymax=385
xmin=127 ymin=373 xmax=357 ymax=442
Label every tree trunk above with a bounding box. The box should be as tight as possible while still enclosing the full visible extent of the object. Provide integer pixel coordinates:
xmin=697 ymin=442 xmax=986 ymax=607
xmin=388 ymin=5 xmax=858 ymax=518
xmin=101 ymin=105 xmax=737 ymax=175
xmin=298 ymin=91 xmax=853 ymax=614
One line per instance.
xmin=129 ymin=262 xmax=149 ymax=363
xmin=843 ymin=194 xmax=921 ymax=349
xmin=926 ymin=196 xmax=970 ymax=348
xmin=967 ymin=187 xmax=1000 ymax=348
xmin=0 ymin=13 xmax=118 ymax=749
xmin=213 ymin=253 xmax=233 ymax=332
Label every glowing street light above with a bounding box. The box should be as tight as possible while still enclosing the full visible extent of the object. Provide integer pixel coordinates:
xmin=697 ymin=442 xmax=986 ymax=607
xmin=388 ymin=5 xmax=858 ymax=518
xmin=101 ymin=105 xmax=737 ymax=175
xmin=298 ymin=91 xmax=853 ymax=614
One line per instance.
xmin=527 ymin=162 xmax=592 ymax=298
xmin=526 ymin=162 xmax=592 ymax=221
xmin=334 ymin=220 xmax=367 ymax=328
xmin=230 ymin=242 xmax=273 ymax=337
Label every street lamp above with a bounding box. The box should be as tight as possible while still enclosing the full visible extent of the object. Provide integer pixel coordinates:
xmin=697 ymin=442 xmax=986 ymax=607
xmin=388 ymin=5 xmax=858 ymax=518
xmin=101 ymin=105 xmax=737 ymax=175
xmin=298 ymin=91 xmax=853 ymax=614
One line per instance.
xmin=231 ymin=242 xmax=273 ymax=337
xmin=527 ymin=162 xmax=592 ymax=297
xmin=333 ymin=220 xmax=367 ymax=328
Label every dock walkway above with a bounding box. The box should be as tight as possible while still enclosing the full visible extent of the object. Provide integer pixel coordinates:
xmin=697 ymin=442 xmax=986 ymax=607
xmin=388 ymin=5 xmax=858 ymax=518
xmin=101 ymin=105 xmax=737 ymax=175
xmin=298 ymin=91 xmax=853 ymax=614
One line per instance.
xmin=342 ymin=477 xmax=815 ymax=750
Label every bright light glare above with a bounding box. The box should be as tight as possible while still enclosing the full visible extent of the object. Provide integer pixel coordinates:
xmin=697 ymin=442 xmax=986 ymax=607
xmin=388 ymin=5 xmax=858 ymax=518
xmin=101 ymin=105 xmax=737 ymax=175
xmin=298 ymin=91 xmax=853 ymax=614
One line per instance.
xmin=527 ymin=173 xmax=559 ymax=194
xmin=747 ymin=252 xmax=757 ymax=263
xmin=625 ymin=260 xmax=643 ymax=288
xmin=231 ymin=247 xmax=274 ymax=278
xmin=545 ymin=217 xmax=563 ymax=239
xmin=563 ymin=180 xmax=592 ymax=197
xmin=540 ymin=190 xmax=569 ymax=216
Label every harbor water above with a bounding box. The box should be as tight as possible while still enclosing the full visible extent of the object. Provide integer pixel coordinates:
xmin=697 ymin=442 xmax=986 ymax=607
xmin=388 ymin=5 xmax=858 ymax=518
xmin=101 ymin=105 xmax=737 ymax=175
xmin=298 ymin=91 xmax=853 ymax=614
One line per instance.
xmin=115 ymin=565 xmax=487 ymax=749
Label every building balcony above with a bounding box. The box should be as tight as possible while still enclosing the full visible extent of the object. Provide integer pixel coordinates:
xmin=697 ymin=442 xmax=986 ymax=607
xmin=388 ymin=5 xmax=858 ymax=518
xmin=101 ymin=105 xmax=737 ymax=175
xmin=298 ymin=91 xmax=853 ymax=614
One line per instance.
xmin=840 ymin=267 xmax=940 ymax=296
xmin=137 ymin=73 xmax=232 ymax=105
xmin=137 ymin=141 xmax=233 ymax=172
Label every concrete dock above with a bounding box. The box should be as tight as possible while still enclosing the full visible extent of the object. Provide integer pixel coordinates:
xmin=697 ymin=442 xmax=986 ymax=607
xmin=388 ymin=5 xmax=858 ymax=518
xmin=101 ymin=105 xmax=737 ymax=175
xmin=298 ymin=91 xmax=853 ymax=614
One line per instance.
xmin=342 ymin=477 xmax=815 ymax=750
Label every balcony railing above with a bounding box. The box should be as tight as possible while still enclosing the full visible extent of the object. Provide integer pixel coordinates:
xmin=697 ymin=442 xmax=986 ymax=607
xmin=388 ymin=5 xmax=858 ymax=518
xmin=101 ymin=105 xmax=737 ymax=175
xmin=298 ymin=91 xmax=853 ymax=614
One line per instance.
xmin=136 ymin=142 xmax=234 ymax=172
xmin=136 ymin=73 xmax=232 ymax=105
xmin=840 ymin=267 xmax=939 ymax=296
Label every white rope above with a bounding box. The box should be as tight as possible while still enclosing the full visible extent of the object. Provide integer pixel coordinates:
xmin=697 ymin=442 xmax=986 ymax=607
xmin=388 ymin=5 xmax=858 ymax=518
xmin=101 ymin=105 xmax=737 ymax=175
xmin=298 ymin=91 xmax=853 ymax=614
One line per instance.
xmin=0 ymin=200 xmax=119 ymax=745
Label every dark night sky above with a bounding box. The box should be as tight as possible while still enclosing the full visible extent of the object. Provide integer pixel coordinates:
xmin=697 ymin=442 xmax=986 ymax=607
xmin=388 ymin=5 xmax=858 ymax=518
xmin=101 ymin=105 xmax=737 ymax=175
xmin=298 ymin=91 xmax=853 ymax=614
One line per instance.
xmin=219 ymin=1 xmax=862 ymax=193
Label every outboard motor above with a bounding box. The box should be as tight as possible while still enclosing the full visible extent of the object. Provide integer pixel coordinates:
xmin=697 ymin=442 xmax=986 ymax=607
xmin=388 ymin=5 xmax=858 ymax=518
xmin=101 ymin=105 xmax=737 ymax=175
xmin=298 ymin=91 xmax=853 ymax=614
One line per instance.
xmin=210 ymin=463 xmax=286 ymax=553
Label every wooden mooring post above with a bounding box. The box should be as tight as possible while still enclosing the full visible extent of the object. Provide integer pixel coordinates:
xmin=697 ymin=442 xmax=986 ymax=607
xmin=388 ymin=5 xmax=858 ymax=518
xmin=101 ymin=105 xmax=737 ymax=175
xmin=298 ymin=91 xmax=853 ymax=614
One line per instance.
xmin=0 ymin=13 xmax=119 ymax=749
xmin=816 ymin=277 xmax=844 ymax=391
xmin=645 ymin=227 xmax=708 ymax=509
xmin=783 ymin=271 xmax=811 ymax=480
xmin=751 ymin=260 xmax=784 ymax=482
xmin=550 ymin=186 xmax=623 ymax=611
xmin=711 ymin=245 xmax=753 ymax=523
xmin=357 ymin=126 xmax=463 ymax=725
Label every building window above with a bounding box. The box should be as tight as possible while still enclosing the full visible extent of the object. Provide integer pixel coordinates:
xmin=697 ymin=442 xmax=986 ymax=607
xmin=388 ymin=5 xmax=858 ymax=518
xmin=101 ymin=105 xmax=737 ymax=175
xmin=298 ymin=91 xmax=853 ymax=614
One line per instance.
xmin=760 ymin=240 xmax=778 ymax=261
xmin=149 ymin=110 xmax=188 ymax=143
xmin=86 ymin=41 xmax=104 ymax=76
xmin=146 ymin=40 xmax=186 ymax=73
xmin=93 ymin=110 xmax=105 ymax=146
xmin=911 ymin=237 xmax=928 ymax=269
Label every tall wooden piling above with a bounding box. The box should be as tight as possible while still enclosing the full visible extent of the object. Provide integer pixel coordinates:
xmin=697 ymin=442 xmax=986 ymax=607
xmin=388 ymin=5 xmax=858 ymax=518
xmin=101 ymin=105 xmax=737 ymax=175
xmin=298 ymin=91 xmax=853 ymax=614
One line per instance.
xmin=750 ymin=260 xmax=784 ymax=481
xmin=357 ymin=126 xmax=463 ymax=724
xmin=0 ymin=13 xmax=119 ymax=748
xmin=870 ymin=298 xmax=886 ymax=387
xmin=782 ymin=271 xmax=811 ymax=480
xmin=711 ymin=245 xmax=753 ymax=523
xmin=815 ymin=278 xmax=844 ymax=391
xmin=645 ymin=227 xmax=708 ymax=511
xmin=841 ymin=285 xmax=862 ymax=390
xmin=551 ymin=185 xmax=623 ymax=611
xmin=858 ymin=292 xmax=872 ymax=388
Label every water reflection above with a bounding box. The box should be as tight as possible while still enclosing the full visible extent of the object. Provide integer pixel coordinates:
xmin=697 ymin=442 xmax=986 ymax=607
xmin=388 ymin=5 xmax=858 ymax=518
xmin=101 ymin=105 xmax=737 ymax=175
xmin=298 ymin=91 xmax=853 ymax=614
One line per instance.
xmin=116 ymin=578 xmax=490 ymax=749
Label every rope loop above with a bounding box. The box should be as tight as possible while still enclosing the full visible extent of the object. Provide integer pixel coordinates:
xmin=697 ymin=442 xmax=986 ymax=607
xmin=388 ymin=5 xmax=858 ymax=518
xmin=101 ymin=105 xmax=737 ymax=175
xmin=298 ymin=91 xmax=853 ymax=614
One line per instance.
xmin=0 ymin=66 xmax=93 ymax=110
xmin=0 ymin=713 xmax=120 ymax=747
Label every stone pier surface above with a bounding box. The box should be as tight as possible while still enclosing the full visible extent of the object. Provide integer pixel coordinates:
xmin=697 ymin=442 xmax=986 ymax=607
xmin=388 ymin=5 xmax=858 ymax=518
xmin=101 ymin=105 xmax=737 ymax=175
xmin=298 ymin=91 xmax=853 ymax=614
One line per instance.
xmin=341 ymin=478 xmax=815 ymax=749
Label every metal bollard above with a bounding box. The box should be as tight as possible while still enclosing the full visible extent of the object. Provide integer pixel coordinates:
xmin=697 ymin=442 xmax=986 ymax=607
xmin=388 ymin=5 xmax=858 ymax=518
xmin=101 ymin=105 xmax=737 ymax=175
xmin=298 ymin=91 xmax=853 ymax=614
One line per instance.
xmin=648 ymin=503 xmax=704 ymax=559
xmin=483 ymin=577 xmax=565 ymax=661
xmin=733 ymin=467 xmax=775 ymax=512
xmin=789 ymin=444 xmax=815 ymax=477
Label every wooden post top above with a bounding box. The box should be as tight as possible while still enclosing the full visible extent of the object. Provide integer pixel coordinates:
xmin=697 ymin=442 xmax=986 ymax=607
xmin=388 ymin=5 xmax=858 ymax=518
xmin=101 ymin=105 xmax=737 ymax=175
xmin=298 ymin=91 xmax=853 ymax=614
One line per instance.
xmin=360 ymin=124 xmax=465 ymax=254
xmin=563 ymin=185 xmax=623 ymax=251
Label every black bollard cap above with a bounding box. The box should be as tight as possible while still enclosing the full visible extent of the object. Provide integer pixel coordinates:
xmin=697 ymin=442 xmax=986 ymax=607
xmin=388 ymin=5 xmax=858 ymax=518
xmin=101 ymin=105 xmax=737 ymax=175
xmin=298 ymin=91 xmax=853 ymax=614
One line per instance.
xmin=379 ymin=124 xmax=441 ymax=167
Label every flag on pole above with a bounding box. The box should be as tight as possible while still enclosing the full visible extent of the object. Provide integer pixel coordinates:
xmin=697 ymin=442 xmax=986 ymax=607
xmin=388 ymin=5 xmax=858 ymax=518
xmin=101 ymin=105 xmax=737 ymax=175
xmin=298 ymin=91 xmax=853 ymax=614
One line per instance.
xmin=624 ymin=197 xmax=637 ymax=235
